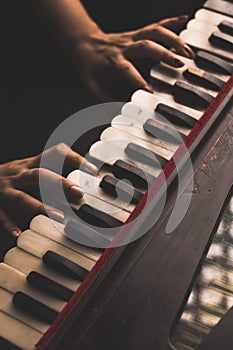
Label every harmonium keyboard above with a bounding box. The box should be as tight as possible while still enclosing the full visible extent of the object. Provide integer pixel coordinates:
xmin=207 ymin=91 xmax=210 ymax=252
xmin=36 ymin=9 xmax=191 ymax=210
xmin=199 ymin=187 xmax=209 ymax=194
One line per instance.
xmin=1 ymin=1 xmax=233 ymax=349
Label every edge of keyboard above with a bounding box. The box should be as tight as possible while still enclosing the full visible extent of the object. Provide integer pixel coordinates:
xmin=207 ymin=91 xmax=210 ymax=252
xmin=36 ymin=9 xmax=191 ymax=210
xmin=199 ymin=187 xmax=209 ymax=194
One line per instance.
xmin=36 ymin=76 xmax=233 ymax=350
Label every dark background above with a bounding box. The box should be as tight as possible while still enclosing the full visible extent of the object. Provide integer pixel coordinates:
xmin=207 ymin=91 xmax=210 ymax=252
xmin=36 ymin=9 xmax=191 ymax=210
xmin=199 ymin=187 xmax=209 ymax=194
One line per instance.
xmin=0 ymin=0 xmax=204 ymax=163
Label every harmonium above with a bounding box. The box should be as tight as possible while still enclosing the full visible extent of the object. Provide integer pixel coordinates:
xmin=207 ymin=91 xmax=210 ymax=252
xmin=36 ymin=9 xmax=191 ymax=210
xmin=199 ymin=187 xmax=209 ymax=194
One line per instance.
xmin=1 ymin=1 xmax=233 ymax=349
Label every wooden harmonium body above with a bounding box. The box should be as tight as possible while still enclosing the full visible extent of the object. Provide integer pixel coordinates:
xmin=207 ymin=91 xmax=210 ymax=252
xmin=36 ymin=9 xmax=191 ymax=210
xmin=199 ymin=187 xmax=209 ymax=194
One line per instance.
xmin=1 ymin=1 xmax=233 ymax=349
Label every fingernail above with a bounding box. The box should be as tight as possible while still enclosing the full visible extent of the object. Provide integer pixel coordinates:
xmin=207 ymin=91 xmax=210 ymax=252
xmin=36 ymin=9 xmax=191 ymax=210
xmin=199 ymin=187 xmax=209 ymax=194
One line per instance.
xmin=81 ymin=161 xmax=98 ymax=175
xmin=178 ymin=15 xmax=189 ymax=20
xmin=184 ymin=45 xmax=195 ymax=59
xmin=70 ymin=185 xmax=84 ymax=198
xmin=142 ymin=84 xmax=153 ymax=93
xmin=173 ymin=57 xmax=185 ymax=67
xmin=45 ymin=205 xmax=65 ymax=222
xmin=12 ymin=229 xmax=22 ymax=239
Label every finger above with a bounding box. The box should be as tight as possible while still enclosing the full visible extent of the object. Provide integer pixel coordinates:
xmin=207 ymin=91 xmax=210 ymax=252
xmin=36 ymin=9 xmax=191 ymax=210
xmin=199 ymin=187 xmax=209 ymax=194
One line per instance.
xmin=2 ymin=188 xmax=64 ymax=223
xmin=30 ymin=143 xmax=82 ymax=171
xmin=133 ymin=25 xmax=194 ymax=59
xmin=13 ymin=168 xmax=84 ymax=203
xmin=116 ymin=58 xmax=153 ymax=95
xmin=158 ymin=15 xmax=189 ymax=30
xmin=0 ymin=209 xmax=22 ymax=239
xmin=124 ymin=40 xmax=185 ymax=67
xmin=30 ymin=143 xmax=97 ymax=176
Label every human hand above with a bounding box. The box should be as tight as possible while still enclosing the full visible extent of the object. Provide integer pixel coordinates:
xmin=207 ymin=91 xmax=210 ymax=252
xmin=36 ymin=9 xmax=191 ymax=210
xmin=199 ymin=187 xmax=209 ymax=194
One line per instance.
xmin=0 ymin=143 xmax=95 ymax=238
xmin=73 ymin=15 xmax=194 ymax=101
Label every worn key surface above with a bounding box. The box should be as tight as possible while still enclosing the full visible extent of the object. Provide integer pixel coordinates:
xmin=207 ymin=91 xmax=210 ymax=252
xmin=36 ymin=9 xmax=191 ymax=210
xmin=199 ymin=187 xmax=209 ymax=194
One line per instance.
xmin=112 ymin=159 xmax=155 ymax=189
xmin=194 ymin=50 xmax=233 ymax=75
xmin=204 ymin=0 xmax=233 ymax=17
xmin=209 ymin=31 xmax=233 ymax=52
xmin=125 ymin=142 xmax=168 ymax=168
xmin=4 ymin=247 xmax=81 ymax=292
xmin=155 ymin=103 xmax=197 ymax=128
xmin=218 ymin=20 xmax=233 ymax=36
xmin=0 ymin=287 xmax=49 ymax=333
xmin=195 ymin=9 xmax=233 ymax=27
xmin=65 ymin=219 xmax=111 ymax=248
xmin=180 ymin=28 xmax=233 ymax=61
xmin=13 ymin=291 xmax=59 ymax=325
xmin=100 ymin=174 xmax=144 ymax=204
xmin=17 ymin=229 xmax=95 ymax=271
xmin=26 ymin=271 xmax=74 ymax=301
xmin=131 ymin=90 xmax=202 ymax=120
xmin=68 ymin=170 xmax=136 ymax=213
xmin=143 ymin=118 xmax=185 ymax=144
xmin=172 ymin=81 xmax=214 ymax=110
xmin=77 ymin=204 xmax=124 ymax=229
xmin=112 ymin=114 xmax=180 ymax=153
xmin=0 ymin=311 xmax=42 ymax=350
xmin=0 ymin=263 xmax=65 ymax=313
xmin=43 ymin=250 xmax=89 ymax=281
xmin=183 ymin=67 xmax=225 ymax=91
xmin=30 ymin=215 xmax=101 ymax=262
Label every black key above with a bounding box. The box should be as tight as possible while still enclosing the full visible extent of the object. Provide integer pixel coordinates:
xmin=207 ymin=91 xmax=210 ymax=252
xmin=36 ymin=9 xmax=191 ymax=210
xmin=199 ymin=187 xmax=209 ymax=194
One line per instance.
xmin=78 ymin=204 xmax=123 ymax=229
xmin=0 ymin=337 xmax=22 ymax=350
xmin=43 ymin=250 xmax=89 ymax=281
xmin=204 ymin=0 xmax=233 ymax=17
xmin=65 ymin=219 xmax=111 ymax=247
xmin=125 ymin=142 xmax=167 ymax=168
xmin=156 ymin=103 xmax=196 ymax=128
xmin=195 ymin=50 xmax=233 ymax=75
xmin=143 ymin=118 xmax=185 ymax=144
xmin=209 ymin=31 xmax=233 ymax=51
xmin=172 ymin=81 xmax=214 ymax=109
xmin=100 ymin=174 xmax=144 ymax=204
xmin=183 ymin=67 xmax=225 ymax=92
xmin=27 ymin=271 xmax=73 ymax=302
xmin=219 ymin=20 xmax=233 ymax=36
xmin=112 ymin=159 xmax=155 ymax=189
xmin=12 ymin=291 xmax=58 ymax=324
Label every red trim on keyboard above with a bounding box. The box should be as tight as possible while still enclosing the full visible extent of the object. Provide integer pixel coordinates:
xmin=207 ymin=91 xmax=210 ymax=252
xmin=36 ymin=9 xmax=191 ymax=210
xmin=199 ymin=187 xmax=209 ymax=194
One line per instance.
xmin=36 ymin=75 xmax=233 ymax=350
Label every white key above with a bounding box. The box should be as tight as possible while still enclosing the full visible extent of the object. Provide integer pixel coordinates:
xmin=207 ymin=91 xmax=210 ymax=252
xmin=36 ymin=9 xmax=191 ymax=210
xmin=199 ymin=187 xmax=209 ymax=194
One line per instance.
xmin=30 ymin=215 xmax=101 ymax=262
xmin=0 ymin=287 xmax=49 ymax=333
xmin=68 ymin=170 xmax=136 ymax=213
xmin=4 ymin=247 xmax=81 ymax=292
xmin=151 ymin=54 xmax=228 ymax=83
xmin=187 ymin=18 xmax=224 ymax=34
xmin=89 ymin=140 xmax=162 ymax=177
xmin=150 ymin=56 xmax=229 ymax=88
xmin=180 ymin=28 xmax=233 ymax=62
xmin=17 ymin=230 xmax=95 ymax=271
xmin=0 ymin=263 xmax=65 ymax=313
xmin=0 ymin=311 xmax=42 ymax=350
xmin=73 ymin=192 xmax=130 ymax=222
xmin=119 ymin=105 xmax=193 ymax=136
xmin=111 ymin=114 xmax=180 ymax=153
xmin=121 ymin=102 xmax=198 ymax=129
xmin=130 ymin=90 xmax=202 ymax=120
xmin=195 ymin=9 xmax=233 ymax=27
xmin=101 ymin=127 xmax=173 ymax=159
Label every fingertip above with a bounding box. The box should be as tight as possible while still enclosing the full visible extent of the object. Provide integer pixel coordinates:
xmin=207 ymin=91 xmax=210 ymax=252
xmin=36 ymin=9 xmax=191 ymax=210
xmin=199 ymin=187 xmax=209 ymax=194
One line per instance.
xmin=70 ymin=185 xmax=84 ymax=199
xmin=44 ymin=204 xmax=65 ymax=222
xmin=11 ymin=229 xmax=22 ymax=239
xmin=173 ymin=57 xmax=185 ymax=67
xmin=183 ymin=45 xmax=195 ymax=59
xmin=142 ymin=84 xmax=154 ymax=93
xmin=81 ymin=160 xmax=98 ymax=175
xmin=177 ymin=15 xmax=189 ymax=21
